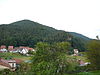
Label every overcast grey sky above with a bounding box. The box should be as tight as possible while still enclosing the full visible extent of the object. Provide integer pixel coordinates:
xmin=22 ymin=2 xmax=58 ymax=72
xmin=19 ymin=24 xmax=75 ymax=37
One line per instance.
xmin=0 ymin=0 xmax=100 ymax=39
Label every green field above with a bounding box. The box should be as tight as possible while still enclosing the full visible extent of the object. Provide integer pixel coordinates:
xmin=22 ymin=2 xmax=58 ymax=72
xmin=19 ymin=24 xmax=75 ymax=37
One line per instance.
xmin=0 ymin=52 xmax=31 ymax=61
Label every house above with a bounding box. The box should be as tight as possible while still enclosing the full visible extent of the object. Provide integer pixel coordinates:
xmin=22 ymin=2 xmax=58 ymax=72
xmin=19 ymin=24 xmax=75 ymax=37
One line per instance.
xmin=8 ymin=47 xmax=19 ymax=53
xmin=73 ymin=49 xmax=79 ymax=56
xmin=0 ymin=45 xmax=6 ymax=49
xmin=0 ymin=58 xmax=16 ymax=71
xmin=78 ymin=59 xmax=90 ymax=66
xmin=7 ymin=46 xmax=35 ymax=54
xmin=8 ymin=46 xmax=14 ymax=50
xmin=18 ymin=48 xmax=28 ymax=55
xmin=7 ymin=60 xmax=16 ymax=70
xmin=0 ymin=45 xmax=8 ymax=52
xmin=8 ymin=46 xmax=14 ymax=52
xmin=0 ymin=57 xmax=24 ymax=71
xmin=0 ymin=48 xmax=8 ymax=52
xmin=18 ymin=46 xmax=35 ymax=55
xmin=9 ymin=49 xmax=19 ymax=53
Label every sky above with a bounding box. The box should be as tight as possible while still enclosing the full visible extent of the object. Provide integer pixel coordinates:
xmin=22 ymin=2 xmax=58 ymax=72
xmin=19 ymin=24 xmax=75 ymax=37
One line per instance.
xmin=0 ymin=0 xmax=100 ymax=39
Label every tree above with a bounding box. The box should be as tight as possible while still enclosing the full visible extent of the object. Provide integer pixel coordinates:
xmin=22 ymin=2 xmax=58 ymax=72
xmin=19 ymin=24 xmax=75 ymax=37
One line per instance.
xmin=87 ymin=40 xmax=100 ymax=70
xmin=31 ymin=42 xmax=78 ymax=75
xmin=96 ymin=35 xmax=99 ymax=40
xmin=53 ymin=42 xmax=71 ymax=53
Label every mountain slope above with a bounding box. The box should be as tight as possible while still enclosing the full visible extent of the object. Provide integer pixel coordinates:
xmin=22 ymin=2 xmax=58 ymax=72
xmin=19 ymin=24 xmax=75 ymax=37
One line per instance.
xmin=0 ymin=20 xmax=90 ymax=51
xmin=69 ymin=32 xmax=90 ymax=40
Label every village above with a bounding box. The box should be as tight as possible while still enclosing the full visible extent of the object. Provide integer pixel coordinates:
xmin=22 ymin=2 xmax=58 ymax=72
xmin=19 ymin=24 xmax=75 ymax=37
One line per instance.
xmin=0 ymin=45 xmax=35 ymax=54
xmin=0 ymin=45 xmax=90 ymax=71
xmin=0 ymin=45 xmax=35 ymax=71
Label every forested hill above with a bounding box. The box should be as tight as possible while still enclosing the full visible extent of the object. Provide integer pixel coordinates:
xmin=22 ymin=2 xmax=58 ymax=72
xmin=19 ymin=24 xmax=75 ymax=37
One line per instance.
xmin=69 ymin=32 xmax=90 ymax=41
xmin=0 ymin=20 xmax=90 ymax=51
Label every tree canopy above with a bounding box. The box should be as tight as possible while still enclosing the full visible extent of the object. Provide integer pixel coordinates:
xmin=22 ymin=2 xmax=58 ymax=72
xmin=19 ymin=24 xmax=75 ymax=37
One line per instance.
xmin=31 ymin=42 xmax=78 ymax=75
xmin=87 ymin=40 xmax=100 ymax=70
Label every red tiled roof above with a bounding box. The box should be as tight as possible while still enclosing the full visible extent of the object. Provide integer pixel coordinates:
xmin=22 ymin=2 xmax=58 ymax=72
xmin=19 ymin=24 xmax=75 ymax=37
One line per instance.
xmin=0 ymin=62 xmax=10 ymax=68
xmin=0 ymin=45 xmax=6 ymax=49
xmin=28 ymin=48 xmax=34 ymax=50
xmin=19 ymin=46 xmax=34 ymax=51
xmin=0 ymin=59 xmax=11 ymax=68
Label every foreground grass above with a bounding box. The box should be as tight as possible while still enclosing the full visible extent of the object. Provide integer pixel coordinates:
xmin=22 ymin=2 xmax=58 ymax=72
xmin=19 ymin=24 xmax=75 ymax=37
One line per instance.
xmin=75 ymin=70 xmax=100 ymax=75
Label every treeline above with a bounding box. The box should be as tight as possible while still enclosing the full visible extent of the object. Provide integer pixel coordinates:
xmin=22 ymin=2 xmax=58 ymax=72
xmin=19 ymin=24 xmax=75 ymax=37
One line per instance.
xmin=0 ymin=20 xmax=90 ymax=51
